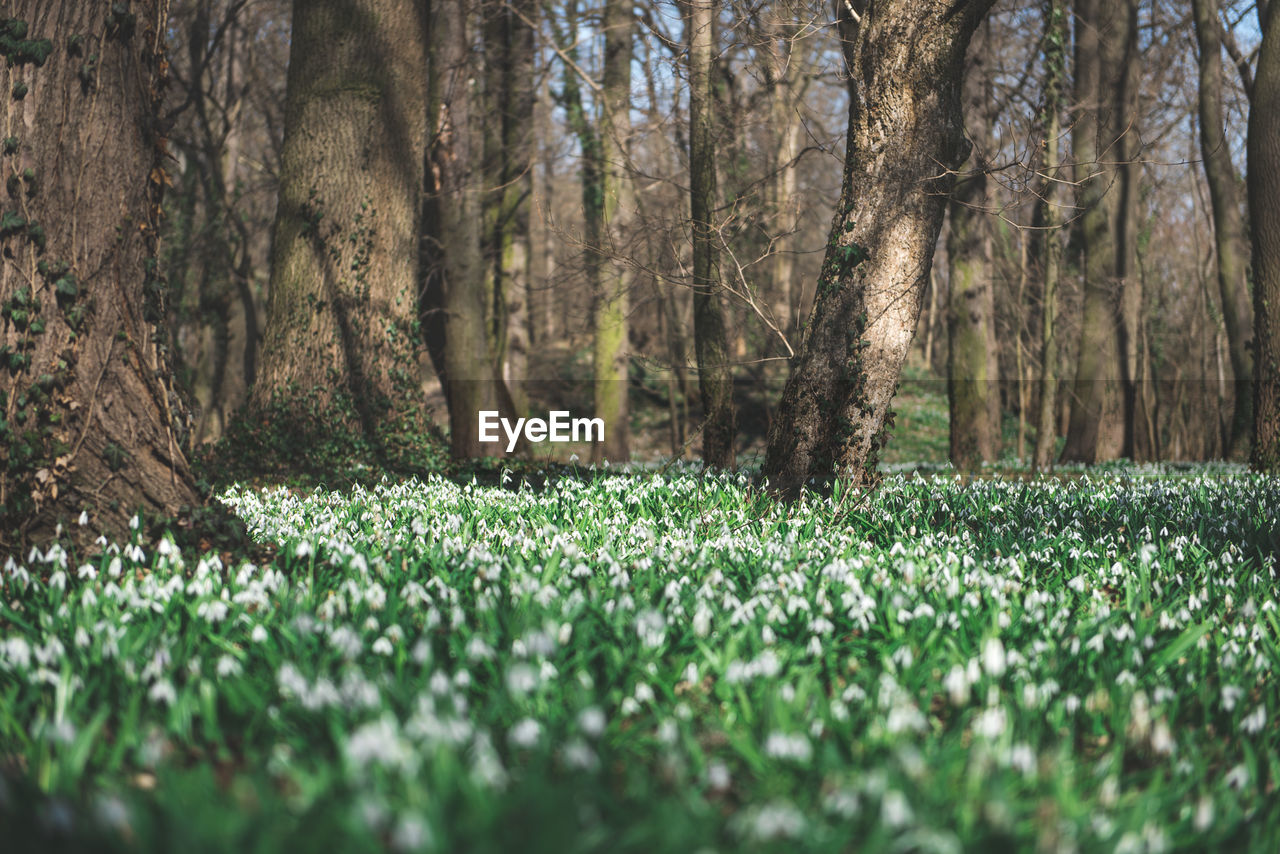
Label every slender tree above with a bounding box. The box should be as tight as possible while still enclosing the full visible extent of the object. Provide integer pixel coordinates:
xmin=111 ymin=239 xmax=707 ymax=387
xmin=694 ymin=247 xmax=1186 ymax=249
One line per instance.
xmin=1 ymin=2 xmax=201 ymax=546
xmin=250 ymin=0 xmax=432 ymax=463
xmin=685 ymin=0 xmax=735 ymax=469
xmin=1033 ymin=0 xmax=1068 ymax=471
xmin=1250 ymin=0 xmax=1280 ymax=472
xmin=762 ymin=0 xmax=995 ymax=494
xmin=1193 ymin=0 xmax=1254 ymax=457
xmin=946 ymin=20 xmax=1001 ymax=471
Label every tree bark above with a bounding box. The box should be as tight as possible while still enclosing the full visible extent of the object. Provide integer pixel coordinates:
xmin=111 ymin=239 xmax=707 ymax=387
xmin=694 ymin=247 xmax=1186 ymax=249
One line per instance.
xmin=423 ymin=0 xmax=506 ymax=459
xmin=251 ymin=0 xmax=432 ymax=463
xmin=1033 ymin=0 xmax=1067 ymax=471
xmin=1193 ymin=0 xmax=1255 ymax=459
xmin=946 ymin=21 xmax=1000 ymax=471
xmin=1061 ymin=0 xmax=1126 ymax=463
xmin=1 ymin=2 xmax=201 ymax=546
xmin=591 ymin=0 xmax=634 ymax=462
xmin=762 ymin=0 xmax=994 ymax=494
xmin=1250 ymin=2 xmax=1280 ymax=472
xmin=685 ymin=0 xmax=735 ymax=469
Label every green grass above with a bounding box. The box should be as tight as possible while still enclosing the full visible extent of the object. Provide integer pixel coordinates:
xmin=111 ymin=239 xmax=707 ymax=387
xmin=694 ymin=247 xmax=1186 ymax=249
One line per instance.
xmin=2 ymin=465 xmax=1279 ymax=851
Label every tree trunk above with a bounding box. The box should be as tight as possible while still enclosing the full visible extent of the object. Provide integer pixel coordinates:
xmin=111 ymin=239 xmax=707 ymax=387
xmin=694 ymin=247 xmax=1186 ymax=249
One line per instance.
xmin=251 ymin=0 xmax=432 ymax=464
xmin=423 ymin=0 xmax=506 ymax=459
xmin=946 ymin=21 xmax=1000 ymax=471
xmin=1250 ymin=3 xmax=1280 ymax=472
xmin=762 ymin=0 xmax=994 ymax=494
xmin=1194 ymin=0 xmax=1255 ymax=459
xmin=685 ymin=0 xmax=735 ymax=469
xmin=1033 ymin=0 xmax=1067 ymax=471
xmin=591 ymin=0 xmax=633 ymax=463
xmin=1 ymin=2 xmax=201 ymax=546
xmin=1061 ymin=0 xmax=1126 ymax=463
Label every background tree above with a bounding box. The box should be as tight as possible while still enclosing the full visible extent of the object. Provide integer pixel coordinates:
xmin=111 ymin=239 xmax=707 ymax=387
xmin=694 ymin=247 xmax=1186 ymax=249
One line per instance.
xmin=249 ymin=0 xmax=433 ymax=466
xmin=1 ymin=2 xmax=201 ymax=545
xmin=1250 ymin=0 xmax=1280 ymax=472
xmin=685 ymin=0 xmax=735 ymax=469
xmin=763 ymin=0 xmax=995 ymax=494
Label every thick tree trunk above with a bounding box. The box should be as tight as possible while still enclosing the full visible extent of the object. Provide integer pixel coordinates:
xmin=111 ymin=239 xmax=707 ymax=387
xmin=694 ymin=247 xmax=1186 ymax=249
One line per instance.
xmin=251 ymin=0 xmax=432 ymax=463
xmin=1194 ymin=0 xmax=1255 ymax=459
xmin=685 ymin=0 xmax=735 ymax=469
xmin=591 ymin=0 xmax=633 ymax=463
xmin=762 ymin=0 xmax=993 ymax=494
xmin=1250 ymin=3 xmax=1280 ymax=472
xmin=1 ymin=2 xmax=200 ymax=546
xmin=946 ymin=21 xmax=1000 ymax=471
xmin=1033 ymin=0 xmax=1067 ymax=472
xmin=1061 ymin=0 xmax=1126 ymax=463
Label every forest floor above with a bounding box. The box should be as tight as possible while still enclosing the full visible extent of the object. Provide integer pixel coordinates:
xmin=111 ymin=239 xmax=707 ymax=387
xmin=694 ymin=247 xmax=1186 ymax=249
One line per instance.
xmin=1 ymin=457 xmax=1278 ymax=850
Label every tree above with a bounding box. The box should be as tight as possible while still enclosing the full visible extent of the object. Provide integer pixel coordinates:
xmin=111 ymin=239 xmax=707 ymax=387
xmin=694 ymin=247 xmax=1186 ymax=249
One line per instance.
xmin=1193 ymin=0 xmax=1254 ymax=457
xmin=1250 ymin=0 xmax=1280 ymax=472
xmin=946 ymin=20 xmax=1001 ymax=471
xmin=762 ymin=0 xmax=995 ymax=494
xmin=684 ymin=0 xmax=735 ymax=469
xmin=1033 ymin=0 xmax=1068 ymax=471
xmin=1 ymin=2 xmax=201 ymax=545
xmin=250 ymin=0 xmax=433 ymax=464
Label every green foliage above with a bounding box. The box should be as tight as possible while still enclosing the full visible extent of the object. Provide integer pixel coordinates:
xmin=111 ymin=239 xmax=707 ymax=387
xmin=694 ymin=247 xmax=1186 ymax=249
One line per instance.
xmin=0 ymin=466 xmax=1278 ymax=849
xmin=0 ymin=18 xmax=53 ymax=68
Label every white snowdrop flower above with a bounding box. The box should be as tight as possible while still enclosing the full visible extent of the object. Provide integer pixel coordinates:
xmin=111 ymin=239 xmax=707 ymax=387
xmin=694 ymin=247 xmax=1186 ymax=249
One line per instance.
xmin=48 ymin=571 xmax=66 ymax=591
xmin=1193 ymin=796 xmax=1214 ymax=831
xmin=764 ymin=731 xmax=812 ymax=762
xmin=294 ymin=540 xmax=313 ymax=559
xmin=157 ymin=537 xmax=174 ymax=558
xmin=740 ymin=801 xmax=807 ymax=842
xmin=217 ymin=655 xmax=242 ymax=678
xmin=981 ymin=637 xmax=1006 ymax=678
xmin=822 ymin=788 xmax=860 ymax=818
xmin=634 ymin=682 xmax=655 ymax=704
xmin=973 ymin=706 xmax=1007 ymax=740
xmin=947 ymin=665 xmax=962 ymax=706
xmin=692 ymin=605 xmax=712 ymax=638
xmin=807 ymin=636 xmax=823 ymax=657
xmin=762 ymin=625 xmax=776 ymax=645
xmin=506 ymin=663 xmax=538 ymax=696
xmin=77 ymin=510 xmax=88 ymax=527
xmin=1063 ymin=694 xmax=1081 ymax=714
xmin=329 ymin=626 xmax=362 ymax=659
xmin=148 ymin=680 xmax=176 ymax=706
xmin=558 ymin=622 xmax=573 ymax=645
xmin=1222 ymin=685 xmax=1244 ymax=712
xmin=391 ymin=815 xmax=431 ymax=853
xmin=508 ymin=718 xmax=542 ymax=749
xmin=371 ymin=637 xmax=393 ymax=656
xmin=77 ymin=564 xmax=96 ymax=580
xmin=106 ymin=556 xmax=123 ymax=579
xmin=1241 ymin=705 xmax=1266 ymax=735
xmin=1151 ymin=719 xmax=1175 ymax=755
xmin=196 ymin=600 xmax=229 ymax=623
xmin=74 ymin=626 xmax=91 ymax=648
xmin=429 ymin=670 xmax=450 ymax=695
xmin=467 ymin=636 xmax=494 ymax=661
xmin=620 ymin=696 xmax=640 ymax=716
xmin=1225 ymin=764 xmax=1249 ymax=790
xmin=780 ymin=683 xmax=796 ymax=703
xmin=561 ymin=738 xmax=598 ymax=771
xmin=411 ymin=639 xmax=432 ymax=664
xmin=881 ymin=790 xmax=913 ymax=828
xmin=129 ymin=515 xmax=140 ymax=531
xmin=578 ymin=706 xmax=606 ymax=738
xmin=251 ymin=624 xmax=269 ymax=644
xmin=1008 ymin=743 xmax=1036 ymax=776
xmin=657 ymin=719 xmax=678 ymax=746
xmin=636 ymin=608 xmax=666 ymax=649
xmin=707 ymin=760 xmax=731 ymax=790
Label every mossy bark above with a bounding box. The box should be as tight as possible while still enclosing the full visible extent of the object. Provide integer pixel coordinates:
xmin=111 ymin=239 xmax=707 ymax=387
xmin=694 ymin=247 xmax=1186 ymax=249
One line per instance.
xmin=762 ymin=0 xmax=994 ymax=495
xmin=1249 ymin=2 xmax=1280 ymax=473
xmin=946 ymin=21 xmax=1000 ymax=472
xmin=249 ymin=0 xmax=432 ymax=464
xmin=685 ymin=0 xmax=735 ymax=470
xmin=1 ymin=2 xmax=200 ymax=546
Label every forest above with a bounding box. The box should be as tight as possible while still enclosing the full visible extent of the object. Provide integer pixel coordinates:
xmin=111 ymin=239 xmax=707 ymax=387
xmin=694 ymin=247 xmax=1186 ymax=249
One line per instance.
xmin=1 ymin=0 xmax=1279 ymax=850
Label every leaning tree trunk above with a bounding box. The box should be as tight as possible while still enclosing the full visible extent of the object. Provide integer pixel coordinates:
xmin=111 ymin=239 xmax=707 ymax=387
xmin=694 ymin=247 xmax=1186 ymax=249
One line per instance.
xmin=762 ymin=0 xmax=994 ymax=494
xmin=946 ymin=20 xmax=1000 ymax=472
xmin=1194 ymin=0 xmax=1254 ymax=458
xmin=250 ymin=0 xmax=431 ymax=465
xmin=1250 ymin=2 xmax=1280 ymax=473
xmin=685 ymin=0 xmax=735 ymax=469
xmin=0 ymin=3 xmax=201 ymax=547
